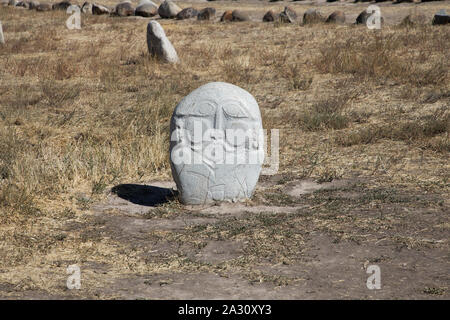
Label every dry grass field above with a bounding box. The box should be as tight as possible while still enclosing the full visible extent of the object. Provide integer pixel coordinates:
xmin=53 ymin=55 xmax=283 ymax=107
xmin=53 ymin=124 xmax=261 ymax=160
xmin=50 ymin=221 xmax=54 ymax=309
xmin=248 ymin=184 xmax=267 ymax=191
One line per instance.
xmin=0 ymin=0 xmax=449 ymax=299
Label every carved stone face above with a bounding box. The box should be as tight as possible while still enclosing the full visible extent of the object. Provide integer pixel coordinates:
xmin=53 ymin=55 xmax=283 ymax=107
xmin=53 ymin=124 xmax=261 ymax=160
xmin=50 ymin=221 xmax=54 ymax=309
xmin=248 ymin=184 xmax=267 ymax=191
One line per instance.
xmin=170 ymin=82 xmax=264 ymax=204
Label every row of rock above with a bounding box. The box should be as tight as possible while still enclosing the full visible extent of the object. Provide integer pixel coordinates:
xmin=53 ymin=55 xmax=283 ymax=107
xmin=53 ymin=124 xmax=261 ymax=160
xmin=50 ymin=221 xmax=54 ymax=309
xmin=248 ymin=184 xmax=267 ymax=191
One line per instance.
xmin=263 ymin=6 xmax=449 ymax=26
xmin=2 ymin=0 xmax=449 ymax=26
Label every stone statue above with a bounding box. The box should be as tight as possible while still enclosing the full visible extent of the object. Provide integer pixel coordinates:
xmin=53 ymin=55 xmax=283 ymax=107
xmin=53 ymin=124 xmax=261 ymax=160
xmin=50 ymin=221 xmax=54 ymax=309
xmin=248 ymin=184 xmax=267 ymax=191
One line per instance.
xmin=170 ymin=82 xmax=264 ymax=204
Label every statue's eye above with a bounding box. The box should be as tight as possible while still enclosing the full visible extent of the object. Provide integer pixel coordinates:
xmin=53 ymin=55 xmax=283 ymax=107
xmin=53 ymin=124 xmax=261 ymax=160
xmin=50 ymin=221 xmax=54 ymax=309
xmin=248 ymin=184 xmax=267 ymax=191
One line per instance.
xmin=195 ymin=101 xmax=216 ymax=116
xmin=175 ymin=99 xmax=217 ymax=117
xmin=222 ymin=100 xmax=249 ymax=119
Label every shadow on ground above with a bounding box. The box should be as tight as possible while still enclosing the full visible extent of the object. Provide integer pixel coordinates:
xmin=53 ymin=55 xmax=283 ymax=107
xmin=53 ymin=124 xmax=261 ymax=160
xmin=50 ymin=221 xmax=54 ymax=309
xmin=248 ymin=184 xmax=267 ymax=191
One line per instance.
xmin=111 ymin=184 xmax=177 ymax=207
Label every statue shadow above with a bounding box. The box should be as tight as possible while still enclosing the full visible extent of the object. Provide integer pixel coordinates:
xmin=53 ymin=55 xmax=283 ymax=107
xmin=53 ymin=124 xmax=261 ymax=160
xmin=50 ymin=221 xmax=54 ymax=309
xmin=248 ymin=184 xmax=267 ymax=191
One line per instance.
xmin=111 ymin=184 xmax=177 ymax=207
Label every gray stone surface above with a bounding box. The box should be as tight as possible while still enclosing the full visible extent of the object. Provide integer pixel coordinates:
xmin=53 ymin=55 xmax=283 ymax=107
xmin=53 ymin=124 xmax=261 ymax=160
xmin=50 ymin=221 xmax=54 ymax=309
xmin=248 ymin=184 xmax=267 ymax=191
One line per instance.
xmin=231 ymin=9 xmax=250 ymax=22
xmin=401 ymin=12 xmax=428 ymax=26
xmin=52 ymin=1 xmax=71 ymax=10
xmin=35 ymin=2 xmax=51 ymax=11
xmin=158 ymin=0 xmax=181 ymax=19
xmin=326 ymin=10 xmax=345 ymax=24
xmin=280 ymin=6 xmax=297 ymax=23
xmin=28 ymin=0 xmax=39 ymax=9
xmin=115 ymin=1 xmax=134 ymax=16
xmin=170 ymin=82 xmax=264 ymax=205
xmin=92 ymin=3 xmax=110 ymax=15
xmin=197 ymin=7 xmax=215 ymax=21
xmin=177 ymin=7 xmax=198 ymax=20
xmin=432 ymin=9 xmax=450 ymax=25
xmin=303 ymin=8 xmax=325 ymax=24
xmin=263 ymin=10 xmax=279 ymax=22
xmin=146 ymin=20 xmax=179 ymax=63
xmin=135 ymin=1 xmax=158 ymax=17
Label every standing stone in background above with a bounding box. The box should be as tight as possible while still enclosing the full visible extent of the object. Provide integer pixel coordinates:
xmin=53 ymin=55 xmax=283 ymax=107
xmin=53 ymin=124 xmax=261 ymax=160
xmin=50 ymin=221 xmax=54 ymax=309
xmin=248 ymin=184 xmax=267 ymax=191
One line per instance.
xmin=303 ymin=8 xmax=325 ymax=24
xmin=0 ymin=21 xmax=5 ymax=45
xmin=158 ymin=0 xmax=181 ymax=19
xmin=81 ymin=2 xmax=92 ymax=13
xmin=220 ymin=10 xmax=233 ymax=22
xmin=135 ymin=0 xmax=158 ymax=17
xmin=197 ymin=7 xmax=216 ymax=21
xmin=170 ymin=82 xmax=264 ymax=205
xmin=92 ymin=3 xmax=110 ymax=15
xmin=8 ymin=0 xmax=17 ymax=6
xmin=326 ymin=10 xmax=346 ymax=24
xmin=231 ymin=10 xmax=250 ymax=22
xmin=263 ymin=10 xmax=279 ymax=22
xmin=147 ymin=21 xmax=179 ymax=63
xmin=176 ymin=7 xmax=198 ymax=20
xmin=432 ymin=9 xmax=450 ymax=25
xmin=115 ymin=1 xmax=135 ymax=17
xmin=280 ymin=6 xmax=297 ymax=23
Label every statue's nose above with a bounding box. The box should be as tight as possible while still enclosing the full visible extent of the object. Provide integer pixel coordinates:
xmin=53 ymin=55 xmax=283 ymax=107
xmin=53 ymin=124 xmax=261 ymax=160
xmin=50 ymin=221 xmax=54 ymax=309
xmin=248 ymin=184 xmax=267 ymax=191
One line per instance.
xmin=213 ymin=108 xmax=223 ymax=130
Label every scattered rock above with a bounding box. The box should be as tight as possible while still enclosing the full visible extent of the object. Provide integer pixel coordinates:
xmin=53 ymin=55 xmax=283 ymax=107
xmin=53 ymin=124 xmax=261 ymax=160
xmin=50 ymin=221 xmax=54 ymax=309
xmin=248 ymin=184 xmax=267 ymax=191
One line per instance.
xmin=401 ymin=12 xmax=428 ymax=26
xmin=52 ymin=1 xmax=71 ymax=10
xmin=263 ymin=10 xmax=279 ymax=22
xmin=197 ymin=7 xmax=216 ymax=21
xmin=326 ymin=10 xmax=346 ymax=24
xmin=158 ymin=0 xmax=181 ymax=19
xmin=170 ymin=82 xmax=263 ymax=204
xmin=176 ymin=7 xmax=198 ymax=20
xmin=92 ymin=3 xmax=110 ymax=15
xmin=81 ymin=2 xmax=92 ymax=13
xmin=231 ymin=10 xmax=250 ymax=22
xmin=135 ymin=1 xmax=158 ymax=17
xmin=303 ymin=8 xmax=325 ymax=24
xmin=35 ymin=2 xmax=51 ymax=11
xmin=147 ymin=20 xmax=179 ymax=63
xmin=432 ymin=9 xmax=450 ymax=25
xmin=220 ymin=10 xmax=233 ymax=22
xmin=115 ymin=1 xmax=135 ymax=17
xmin=280 ymin=6 xmax=297 ymax=23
